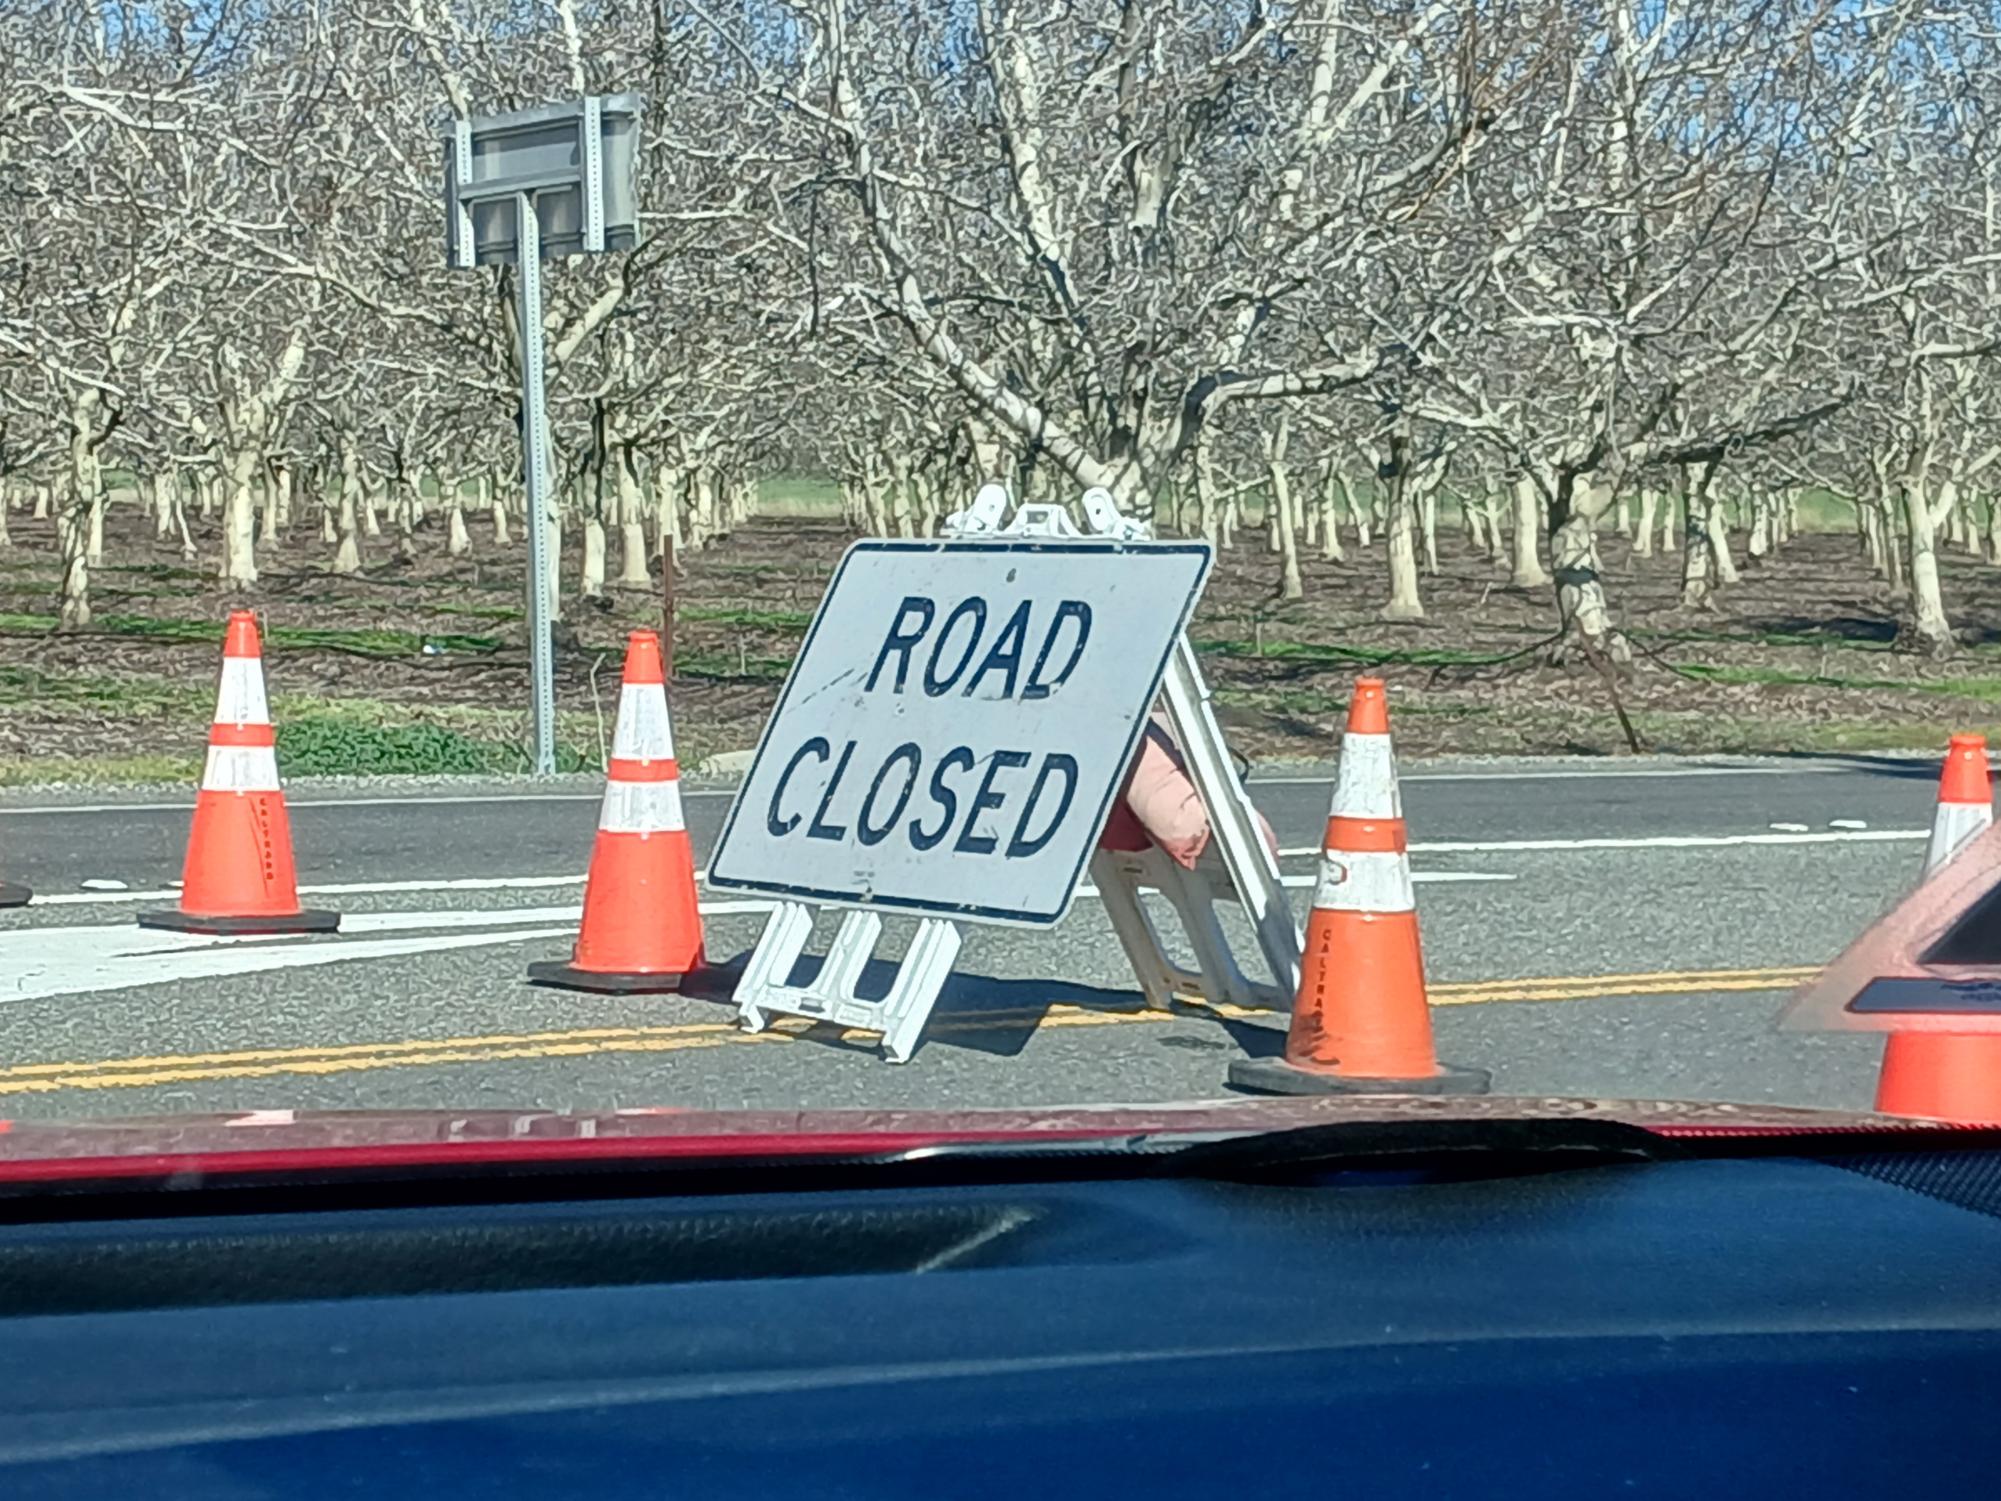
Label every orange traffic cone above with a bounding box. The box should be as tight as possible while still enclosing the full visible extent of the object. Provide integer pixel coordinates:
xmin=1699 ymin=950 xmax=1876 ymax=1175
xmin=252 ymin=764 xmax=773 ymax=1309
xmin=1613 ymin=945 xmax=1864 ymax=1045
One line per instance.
xmin=528 ymin=630 xmax=704 ymax=993
xmin=1875 ymin=732 xmax=2001 ymax=1121
xmin=1229 ymin=679 xmax=1488 ymax=1096
xmin=138 ymin=612 xmax=338 ymax=935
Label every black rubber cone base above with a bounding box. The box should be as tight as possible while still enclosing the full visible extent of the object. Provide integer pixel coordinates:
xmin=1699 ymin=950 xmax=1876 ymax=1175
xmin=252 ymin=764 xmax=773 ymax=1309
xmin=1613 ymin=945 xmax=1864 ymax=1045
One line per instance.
xmin=136 ymin=908 xmax=341 ymax=936
xmin=0 ymin=882 xmax=29 ymax=909
xmin=1228 ymin=1055 xmax=1491 ymax=1097
xmin=526 ymin=960 xmax=691 ymax=996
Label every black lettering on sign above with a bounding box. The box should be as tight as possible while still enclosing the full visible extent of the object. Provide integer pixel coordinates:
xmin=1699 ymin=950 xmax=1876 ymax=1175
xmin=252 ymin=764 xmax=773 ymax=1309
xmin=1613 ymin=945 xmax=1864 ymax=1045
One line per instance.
xmin=923 ymin=597 xmax=987 ymax=696
xmin=1005 ymin=753 xmax=1079 ymax=858
xmin=857 ymin=742 xmax=922 ymax=847
xmin=955 ymin=750 xmax=1030 ymax=855
xmin=806 ymin=739 xmax=857 ymax=841
xmin=865 ymin=597 xmax=934 ymax=693
xmin=1022 ymin=601 xmax=1092 ymax=700
xmin=962 ymin=599 xmax=1030 ymax=699
xmin=768 ymin=737 xmax=830 ymax=836
xmin=910 ymin=746 xmax=975 ymax=850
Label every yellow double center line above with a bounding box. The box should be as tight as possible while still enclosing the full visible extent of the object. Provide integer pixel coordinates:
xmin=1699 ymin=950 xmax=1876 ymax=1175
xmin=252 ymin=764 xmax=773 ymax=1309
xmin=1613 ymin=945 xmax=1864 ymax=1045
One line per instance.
xmin=0 ymin=965 xmax=1822 ymax=1099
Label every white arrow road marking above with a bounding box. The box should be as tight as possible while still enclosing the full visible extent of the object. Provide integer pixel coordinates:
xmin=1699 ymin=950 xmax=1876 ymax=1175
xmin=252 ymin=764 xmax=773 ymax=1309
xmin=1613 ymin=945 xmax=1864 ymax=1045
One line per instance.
xmin=30 ymin=873 xmax=592 ymax=907
xmin=0 ymin=923 xmax=570 ymax=1006
xmin=0 ymin=900 xmax=780 ymax=1007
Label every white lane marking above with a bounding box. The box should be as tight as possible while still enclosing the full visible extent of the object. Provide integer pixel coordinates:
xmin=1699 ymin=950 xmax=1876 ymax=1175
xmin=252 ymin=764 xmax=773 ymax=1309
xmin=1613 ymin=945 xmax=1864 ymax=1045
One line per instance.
xmin=342 ymin=900 xmax=775 ymax=931
xmin=0 ymin=787 xmax=739 ymax=817
xmin=1829 ymin=818 xmax=1868 ymax=830
xmin=18 ymin=862 xmax=1522 ymax=914
xmin=1077 ymin=870 xmax=1514 ymax=897
xmin=1410 ymin=829 xmax=1928 ymax=854
xmin=0 ymin=898 xmax=779 ymax=1006
xmin=1768 ymin=823 xmax=1810 ymax=833
xmin=29 ymin=874 xmax=591 ymax=907
xmin=1252 ymin=764 xmax=1856 ymax=786
xmin=1276 ymin=828 xmax=1929 ymax=857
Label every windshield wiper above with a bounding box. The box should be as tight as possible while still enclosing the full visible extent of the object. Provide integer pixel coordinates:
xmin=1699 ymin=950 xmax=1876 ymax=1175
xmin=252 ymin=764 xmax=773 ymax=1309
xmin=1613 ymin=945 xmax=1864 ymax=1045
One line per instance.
xmin=1155 ymin=1118 xmax=1674 ymax=1181
xmin=878 ymin=1118 xmax=1674 ymax=1180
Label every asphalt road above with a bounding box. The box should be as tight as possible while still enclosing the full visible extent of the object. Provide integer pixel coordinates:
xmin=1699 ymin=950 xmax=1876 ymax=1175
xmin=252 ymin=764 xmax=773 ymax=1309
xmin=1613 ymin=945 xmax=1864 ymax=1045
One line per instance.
xmin=0 ymin=755 xmax=1953 ymax=1121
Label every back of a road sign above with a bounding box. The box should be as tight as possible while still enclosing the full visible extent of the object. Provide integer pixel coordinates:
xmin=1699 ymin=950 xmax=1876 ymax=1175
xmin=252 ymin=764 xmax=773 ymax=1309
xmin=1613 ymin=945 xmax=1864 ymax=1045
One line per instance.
xmin=706 ymin=538 xmax=1212 ymax=927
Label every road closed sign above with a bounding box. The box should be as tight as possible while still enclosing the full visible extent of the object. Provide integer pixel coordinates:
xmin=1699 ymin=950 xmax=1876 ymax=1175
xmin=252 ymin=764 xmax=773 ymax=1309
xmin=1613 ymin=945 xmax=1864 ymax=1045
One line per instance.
xmin=707 ymin=538 xmax=1212 ymax=926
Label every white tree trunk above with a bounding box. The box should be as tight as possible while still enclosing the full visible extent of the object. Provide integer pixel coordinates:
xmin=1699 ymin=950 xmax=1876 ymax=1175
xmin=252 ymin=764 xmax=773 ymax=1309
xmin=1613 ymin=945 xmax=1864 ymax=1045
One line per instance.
xmin=691 ymin=467 xmax=722 ymax=547
xmin=87 ymin=487 xmax=105 ymax=567
xmin=1382 ymin=478 xmax=1423 ymax=620
xmin=58 ymin=490 xmax=91 ymax=628
xmin=394 ymin=477 xmax=419 ymax=560
xmin=1510 ymin=476 xmax=1550 ymax=588
xmin=1682 ymin=478 xmax=1715 ymax=608
xmin=260 ymin=464 xmax=288 ymax=552
xmin=220 ymin=447 xmax=259 ymax=590
xmin=1904 ymin=483 xmax=1954 ymax=655
xmin=1707 ymin=497 xmax=1740 ymax=584
xmin=1334 ymin=471 xmax=1367 ymax=549
xmin=333 ymin=438 xmax=364 ymax=575
xmin=581 ymin=514 xmax=607 ymax=598
xmin=1633 ymin=488 xmax=1658 ymax=558
xmin=488 ymin=477 xmax=511 ymax=547
xmin=655 ymin=467 xmax=685 ymax=554
xmin=1317 ymin=462 xmax=1345 ymax=562
xmin=1747 ymin=493 xmax=1772 ymax=561
xmin=615 ymin=453 xmax=649 ymax=586
xmin=61 ymin=417 xmax=100 ymax=628
xmin=1551 ymin=485 xmax=1629 ymax=664
xmin=1417 ymin=481 xmax=1440 ymax=573
xmin=1263 ymin=414 xmax=1304 ymax=600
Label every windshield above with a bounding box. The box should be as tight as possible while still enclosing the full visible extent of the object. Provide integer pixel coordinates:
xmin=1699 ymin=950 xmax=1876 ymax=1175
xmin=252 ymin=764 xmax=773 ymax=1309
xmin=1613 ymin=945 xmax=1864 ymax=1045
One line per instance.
xmin=1 ymin=0 xmax=1996 ymax=1145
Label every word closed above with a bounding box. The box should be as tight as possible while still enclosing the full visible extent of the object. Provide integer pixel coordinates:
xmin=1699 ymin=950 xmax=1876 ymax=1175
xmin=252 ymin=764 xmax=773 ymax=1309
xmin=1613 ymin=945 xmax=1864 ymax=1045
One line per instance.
xmin=708 ymin=539 xmax=1212 ymax=926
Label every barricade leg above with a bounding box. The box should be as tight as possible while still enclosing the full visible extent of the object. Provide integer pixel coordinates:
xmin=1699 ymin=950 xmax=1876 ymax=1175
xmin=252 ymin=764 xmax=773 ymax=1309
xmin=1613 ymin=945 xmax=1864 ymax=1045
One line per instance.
xmin=878 ymin=919 xmax=962 ymax=1063
xmin=736 ymin=901 xmax=815 ymax=1035
xmin=1091 ymin=850 xmax=1182 ymax=1008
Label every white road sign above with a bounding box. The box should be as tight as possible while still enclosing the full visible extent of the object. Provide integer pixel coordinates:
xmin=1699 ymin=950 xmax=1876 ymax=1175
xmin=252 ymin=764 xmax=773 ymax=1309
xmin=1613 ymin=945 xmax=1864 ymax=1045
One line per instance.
xmin=707 ymin=538 xmax=1213 ymax=926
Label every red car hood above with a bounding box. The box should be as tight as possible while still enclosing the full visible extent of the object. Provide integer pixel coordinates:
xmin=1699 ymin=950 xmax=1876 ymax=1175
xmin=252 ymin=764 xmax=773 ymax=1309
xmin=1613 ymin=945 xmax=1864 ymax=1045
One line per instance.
xmin=0 ymin=1095 xmax=1934 ymax=1183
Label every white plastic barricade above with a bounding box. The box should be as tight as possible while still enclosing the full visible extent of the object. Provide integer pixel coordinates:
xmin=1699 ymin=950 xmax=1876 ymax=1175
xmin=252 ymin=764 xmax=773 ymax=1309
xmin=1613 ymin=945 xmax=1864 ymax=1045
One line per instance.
xmin=709 ymin=484 xmax=1300 ymax=1059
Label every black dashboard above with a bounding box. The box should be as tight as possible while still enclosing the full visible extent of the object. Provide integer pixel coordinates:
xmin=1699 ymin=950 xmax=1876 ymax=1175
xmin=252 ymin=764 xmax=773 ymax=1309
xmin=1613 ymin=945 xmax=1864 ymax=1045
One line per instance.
xmin=3 ymin=1140 xmax=2000 ymax=1498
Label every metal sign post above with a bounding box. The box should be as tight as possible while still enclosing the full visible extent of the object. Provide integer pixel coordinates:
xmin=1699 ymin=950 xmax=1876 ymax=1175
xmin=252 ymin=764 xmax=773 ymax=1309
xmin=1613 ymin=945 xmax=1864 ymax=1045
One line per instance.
xmin=445 ymin=95 xmax=642 ymax=775
xmin=514 ymin=196 xmax=558 ymax=774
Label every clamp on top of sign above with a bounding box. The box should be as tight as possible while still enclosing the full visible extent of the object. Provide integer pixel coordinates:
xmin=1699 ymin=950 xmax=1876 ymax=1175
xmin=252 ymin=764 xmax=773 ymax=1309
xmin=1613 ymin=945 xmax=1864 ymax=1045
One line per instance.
xmin=941 ymin=482 xmax=1152 ymax=543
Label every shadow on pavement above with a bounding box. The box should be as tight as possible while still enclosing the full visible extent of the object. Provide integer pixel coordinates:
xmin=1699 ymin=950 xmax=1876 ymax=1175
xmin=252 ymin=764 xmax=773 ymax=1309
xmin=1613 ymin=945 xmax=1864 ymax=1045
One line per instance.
xmin=699 ymin=949 xmax=1268 ymax=1061
xmin=1756 ymin=750 xmax=1942 ymax=781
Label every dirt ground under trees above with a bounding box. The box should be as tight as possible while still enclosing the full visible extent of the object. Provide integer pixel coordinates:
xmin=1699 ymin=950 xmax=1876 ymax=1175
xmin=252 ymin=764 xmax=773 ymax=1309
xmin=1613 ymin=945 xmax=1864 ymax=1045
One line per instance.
xmin=3 ymin=502 xmax=2000 ymax=785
